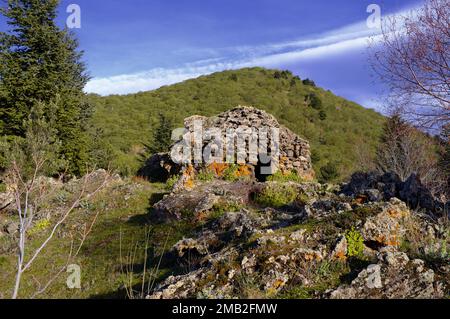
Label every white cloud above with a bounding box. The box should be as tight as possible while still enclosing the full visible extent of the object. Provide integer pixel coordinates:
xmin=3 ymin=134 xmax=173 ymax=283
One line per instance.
xmin=85 ymin=4 xmax=419 ymax=96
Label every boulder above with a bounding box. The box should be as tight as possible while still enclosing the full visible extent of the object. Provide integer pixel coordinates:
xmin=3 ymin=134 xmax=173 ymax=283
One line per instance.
xmin=341 ymin=171 xmax=444 ymax=216
xmin=330 ymin=248 xmax=445 ymax=299
xmin=138 ymin=153 xmax=181 ymax=182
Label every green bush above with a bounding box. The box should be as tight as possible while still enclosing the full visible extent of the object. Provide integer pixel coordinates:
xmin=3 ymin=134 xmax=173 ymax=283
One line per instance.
xmin=196 ymin=169 xmax=215 ymax=182
xmin=345 ymin=227 xmax=365 ymax=258
xmin=267 ymin=170 xmax=304 ymax=183
xmin=319 ymin=110 xmax=327 ymax=121
xmin=319 ymin=162 xmax=339 ymax=183
xmin=255 ymin=183 xmax=298 ymax=207
xmin=302 ymin=79 xmax=316 ymax=86
xmin=165 ymin=175 xmax=179 ymax=190
xmin=308 ymin=93 xmax=323 ymax=110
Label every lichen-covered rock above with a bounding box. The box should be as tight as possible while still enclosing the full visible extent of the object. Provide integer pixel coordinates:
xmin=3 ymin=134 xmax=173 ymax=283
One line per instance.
xmin=152 ymin=180 xmax=260 ymax=221
xmin=341 ymin=172 xmax=444 ymax=217
xmin=329 ymin=248 xmax=446 ymax=299
xmin=147 ymin=173 xmax=448 ymax=300
xmin=361 ymin=198 xmax=411 ymax=247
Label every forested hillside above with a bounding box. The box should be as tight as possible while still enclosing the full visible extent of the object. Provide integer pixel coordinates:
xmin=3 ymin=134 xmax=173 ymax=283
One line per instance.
xmin=88 ymin=67 xmax=386 ymax=180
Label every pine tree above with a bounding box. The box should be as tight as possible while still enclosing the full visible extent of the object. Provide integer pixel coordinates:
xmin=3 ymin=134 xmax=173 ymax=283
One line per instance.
xmin=145 ymin=113 xmax=173 ymax=156
xmin=0 ymin=0 xmax=91 ymax=175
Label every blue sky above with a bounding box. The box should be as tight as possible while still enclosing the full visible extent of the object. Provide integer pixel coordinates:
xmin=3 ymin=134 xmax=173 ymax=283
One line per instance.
xmin=1 ymin=0 xmax=423 ymax=111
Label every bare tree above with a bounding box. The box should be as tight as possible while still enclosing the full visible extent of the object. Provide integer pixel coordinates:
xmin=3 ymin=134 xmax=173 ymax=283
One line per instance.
xmin=376 ymin=114 xmax=444 ymax=194
xmin=372 ymin=0 xmax=450 ymax=130
xmin=4 ymin=108 xmax=111 ymax=299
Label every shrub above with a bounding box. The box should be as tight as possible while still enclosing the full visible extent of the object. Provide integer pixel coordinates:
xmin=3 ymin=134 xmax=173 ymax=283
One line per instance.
xmin=311 ymin=151 xmax=321 ymax=164
xmin=196 ymin=169 xmax=215 ymax=182
xmin=302 ymin=79 xmax=316 ymax=86
xmin=345 ymin=227 xmax=365 ymax=257
xmin=165 ymin=175 xmax=179 ymax=190
xmin=255 ymin=183 xmax=298 ymax=208
xmin=319 ymin=110 xmax=327 ymax=121
xmin=28 ymin=219 xmax=51 ymax=236
xmin=319 ymin=162 xmax=339 ymax=183
xmin=223 ymin=164 xmax=252 ymax=182
xmin=267 ymin=170 xmax=304 ymax=183
xmin=308 ymin=93 xmax=323 ymax=110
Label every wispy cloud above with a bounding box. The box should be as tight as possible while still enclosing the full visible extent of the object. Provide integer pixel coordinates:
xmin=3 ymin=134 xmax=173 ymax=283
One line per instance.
xmin=85 ymin=4 xmax=418 ymax=96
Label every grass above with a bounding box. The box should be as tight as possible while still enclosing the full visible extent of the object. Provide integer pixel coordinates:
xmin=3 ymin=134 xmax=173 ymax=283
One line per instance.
xmin=267 ymin=170 xmax=305 ymax=183
xmin=254 ymin=183 xmax=299 ymax=208
xmin=0 ymin=178 xmax=174 ymax=299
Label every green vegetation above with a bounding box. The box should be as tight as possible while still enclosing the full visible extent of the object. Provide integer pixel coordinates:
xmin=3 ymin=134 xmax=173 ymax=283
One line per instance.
xmin=277 ymin=260 xmax=348 ymax=299
xmin=319 ymin=162 xmax=340 ymax=183
xmin=165 ymin=174 xmax=179 ymax=190
xmin=0 ymin=0 xmax=91 ymax=175
xmin=209 ymin=200 xmax=244 ymax=220
xmin=87 ymin=67 xmax=385 ymax=179
xmin=143 ymin=112 xmax=174 ymax=157
xmin=267 ymin=170 xmax=305 ymax=183
xmin=345 ymin=227 xmax=365 ymax=258
xmin=254 ymin=183 xmax=298 ymax=208
xmin=0 ymin=178 xmax=193 ymax=299
xmin=196 ymin=169 xmax=216 ymax=182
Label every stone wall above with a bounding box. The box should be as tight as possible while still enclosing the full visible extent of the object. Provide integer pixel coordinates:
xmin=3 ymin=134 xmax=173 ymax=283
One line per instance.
xmin=181 ymin=106 xmax=315 ymax=180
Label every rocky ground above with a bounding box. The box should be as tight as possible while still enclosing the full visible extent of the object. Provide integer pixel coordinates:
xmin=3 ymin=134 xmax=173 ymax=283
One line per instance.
xmin=0 ymin=170 xmax=448 ymax=299
xmin=146 ymin=173 xmax=449 ymax=299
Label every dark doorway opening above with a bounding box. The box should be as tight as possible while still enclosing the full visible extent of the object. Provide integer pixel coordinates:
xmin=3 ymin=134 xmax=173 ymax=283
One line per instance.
xmin=255 ymin=159 xmax=270 ymax=182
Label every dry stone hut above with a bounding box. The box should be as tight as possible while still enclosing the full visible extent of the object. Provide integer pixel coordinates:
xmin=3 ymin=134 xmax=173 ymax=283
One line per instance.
xmin=139 ymin=106 xmax=315 ymax=183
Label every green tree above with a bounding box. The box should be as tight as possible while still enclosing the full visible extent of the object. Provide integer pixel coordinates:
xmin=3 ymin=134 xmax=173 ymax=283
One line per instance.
xmin=145 ymin=113 xmax=174 ymax=156
xmin=320 ymin=162 xmax=339 ymax=183
xmin=307 ymin=93 xmax=322 ymax=110
xmin=302 ymin=79 xmax=316 ymax=86
xmin=0 ymin=0 xmax=91 ymax=175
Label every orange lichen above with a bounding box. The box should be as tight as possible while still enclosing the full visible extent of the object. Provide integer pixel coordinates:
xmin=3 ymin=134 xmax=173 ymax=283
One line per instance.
xmin=194 ymin=211 xmax=209 ymax=223
xmin=208 ymin=162 xmax=229 ymax=177
xmin=182 ymin=165 xmax=196 ymax=189
xmin=236 ymin=164 xmax=252 ymax=178
xmin=334 ymin=250 xmax=347 ymax=261
xmin=272 ymin=279 xmax=286 ymax=289
xmin=387 ymin=208 xmax=409 ymax=219
xmin=355 ymin=195 xmax=368 ymax=204
xmin=376 ymin=234 xmax=400 ymax=247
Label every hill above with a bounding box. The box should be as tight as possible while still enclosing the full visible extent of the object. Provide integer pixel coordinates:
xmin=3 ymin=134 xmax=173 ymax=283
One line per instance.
xmin=87 ymin=67 xmax=386 ymax=180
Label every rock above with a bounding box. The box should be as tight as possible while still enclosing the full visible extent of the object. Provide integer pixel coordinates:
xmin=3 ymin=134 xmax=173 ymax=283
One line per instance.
xmin=173 ymin=238 xmax=209 ymax=257
xmin=361 ymin=198 xmax=411 ymax=247
xmin=364 ymin=189 xmax=382 ymax=202
xmin=330 ymin=249 xmax=445 ymax=299
xmin=365 ymin=264 xmax=383 ymax=289
xmin=289 ymin=229 xmax=306 ymax=242
xmin=330 ymin=236 xmax=348 ymax=260
xmin=194 ymin=193 xmax=219 ymax=213
xmin=138 ymin=153 xmax=181 ymax=183
xmin=0 ymin=187 xmax=14 ymax=213
xmin=241 ymin=255 xmax=257 ymax=274
xmin=399 ymin=174 xmax=436 ymax=212
xmin=341 ymin=172 xmax=443 ymax=216
xmin=152 ymin=180 xmax=258 ymax=221
xmin=4 ymin=221 xmax=19 ymax=235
